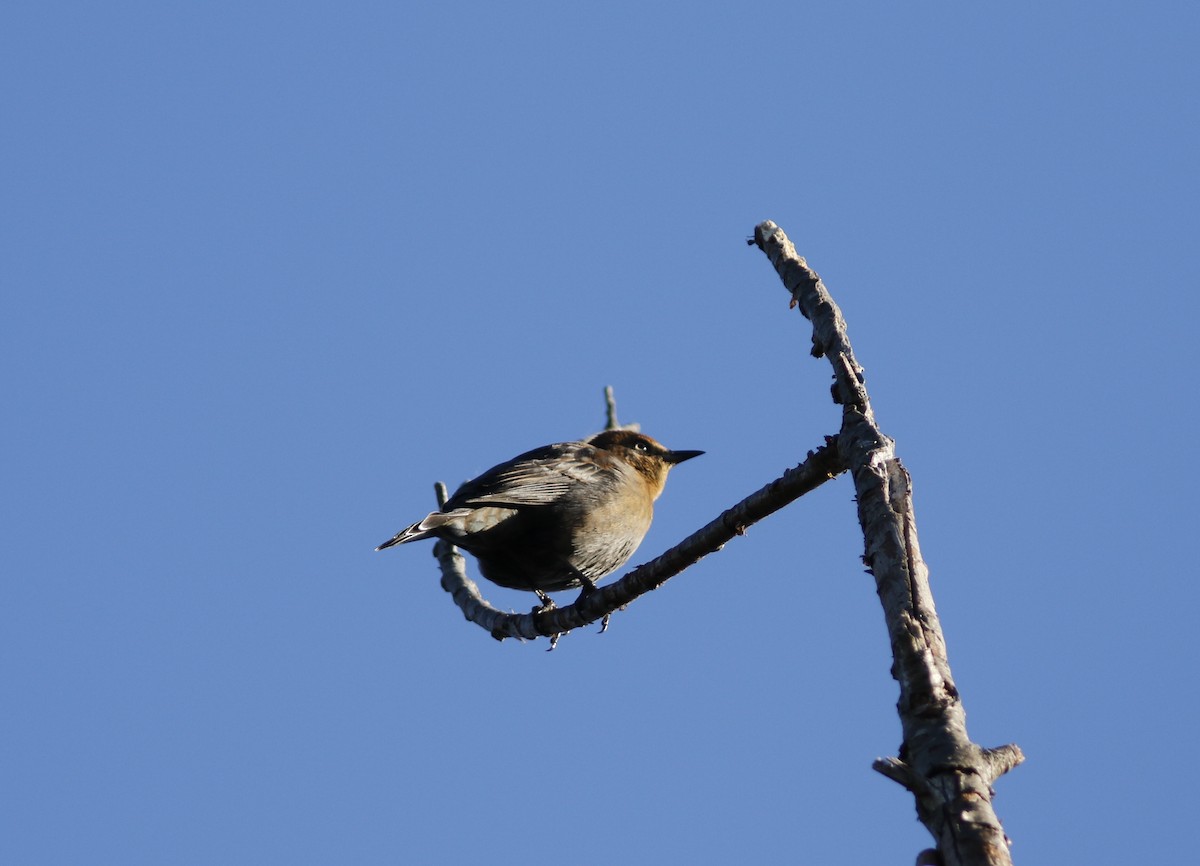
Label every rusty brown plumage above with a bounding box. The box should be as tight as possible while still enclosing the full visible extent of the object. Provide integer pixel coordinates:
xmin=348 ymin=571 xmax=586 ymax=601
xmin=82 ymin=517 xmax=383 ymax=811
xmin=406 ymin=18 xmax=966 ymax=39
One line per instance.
xmin=376 ymin=429 xmax=703 ymax=604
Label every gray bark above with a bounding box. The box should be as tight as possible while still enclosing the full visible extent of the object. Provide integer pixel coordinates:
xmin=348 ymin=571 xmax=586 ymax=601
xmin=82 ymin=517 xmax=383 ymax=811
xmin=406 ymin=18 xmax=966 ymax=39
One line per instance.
xmin=752 ymin=220 xmax=1022 ymax=866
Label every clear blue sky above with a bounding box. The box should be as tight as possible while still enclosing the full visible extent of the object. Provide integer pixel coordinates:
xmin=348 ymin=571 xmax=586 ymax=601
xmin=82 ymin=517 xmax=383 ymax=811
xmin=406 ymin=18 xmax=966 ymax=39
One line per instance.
xmin=4 ymin=2 xmax=1197 ymax=863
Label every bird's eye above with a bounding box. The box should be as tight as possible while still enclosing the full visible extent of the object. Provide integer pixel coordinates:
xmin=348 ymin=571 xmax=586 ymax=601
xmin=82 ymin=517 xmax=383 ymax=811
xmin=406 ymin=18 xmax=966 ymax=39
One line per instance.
xmin=633 ymin=440 xmax=650 ymax=452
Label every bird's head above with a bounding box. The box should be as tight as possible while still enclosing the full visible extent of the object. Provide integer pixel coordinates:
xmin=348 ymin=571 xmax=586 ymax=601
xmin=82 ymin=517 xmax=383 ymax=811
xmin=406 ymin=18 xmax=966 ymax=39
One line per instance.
xmin=586 ymin=429 xmax=703 ymax=500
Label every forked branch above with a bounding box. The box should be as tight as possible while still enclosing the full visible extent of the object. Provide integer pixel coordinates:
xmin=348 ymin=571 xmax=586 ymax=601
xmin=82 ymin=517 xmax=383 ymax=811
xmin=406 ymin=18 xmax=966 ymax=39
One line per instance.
xmin=751 ymin=220 xmax=1022 ymax=866
xmin=425 ymin=220 xmax=1021 ymax=864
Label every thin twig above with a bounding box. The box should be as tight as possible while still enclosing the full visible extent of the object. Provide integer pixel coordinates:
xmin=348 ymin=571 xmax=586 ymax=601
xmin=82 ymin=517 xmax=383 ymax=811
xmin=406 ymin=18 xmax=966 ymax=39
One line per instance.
xmin=603 ymin=385 xmax=619 ymax=431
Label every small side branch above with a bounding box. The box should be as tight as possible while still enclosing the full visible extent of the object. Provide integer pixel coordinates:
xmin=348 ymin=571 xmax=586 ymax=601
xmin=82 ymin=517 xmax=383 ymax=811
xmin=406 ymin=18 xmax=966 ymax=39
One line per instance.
xmin=602 ymin=384 xmax=639 ymax=432
xmin=751 ymin=221 xmax=1021 ymax=866
xmin=604 ymin=385 xmax=620 ymax=430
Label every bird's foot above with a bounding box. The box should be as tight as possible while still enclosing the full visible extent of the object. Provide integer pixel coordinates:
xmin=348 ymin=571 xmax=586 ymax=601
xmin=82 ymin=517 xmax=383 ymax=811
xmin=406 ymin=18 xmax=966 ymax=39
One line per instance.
xmin=573 ymin=577 xmax=597 ymax=606
xmin=532 ymin=590 xmax=557 ymax=614
xmin=571 ymin=578 xmax=610 ymax=634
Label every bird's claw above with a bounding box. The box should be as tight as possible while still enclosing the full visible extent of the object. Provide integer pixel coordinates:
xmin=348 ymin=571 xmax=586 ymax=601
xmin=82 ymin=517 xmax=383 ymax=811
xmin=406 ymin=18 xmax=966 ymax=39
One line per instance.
xmin=532 ymin=590 xmax=557 ymax=614
xmin=573 ymin=577 xmax=597 ymax=606
xmin=570 ymin=579 xmax=611 ymax=633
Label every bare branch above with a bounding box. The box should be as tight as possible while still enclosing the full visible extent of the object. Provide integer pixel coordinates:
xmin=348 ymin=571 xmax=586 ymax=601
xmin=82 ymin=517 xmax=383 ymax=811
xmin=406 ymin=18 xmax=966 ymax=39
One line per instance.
xmin=431 ymin=440 xmax=845 ymax=641
xmin=602 ymin=384 xmax=638 ymax=432
xmin=752 ymin=220 xmax=1021 ymax=866
xmin=604 ymin=385 xmax=619 ymax=430
xmin=418 ymin=222 xmax=1020 ymax=862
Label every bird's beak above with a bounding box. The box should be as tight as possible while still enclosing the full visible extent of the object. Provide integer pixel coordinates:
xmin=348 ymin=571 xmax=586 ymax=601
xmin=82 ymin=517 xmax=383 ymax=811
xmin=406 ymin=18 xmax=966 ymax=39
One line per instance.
xmin=665 ymin=449 xmax=704 ymax=465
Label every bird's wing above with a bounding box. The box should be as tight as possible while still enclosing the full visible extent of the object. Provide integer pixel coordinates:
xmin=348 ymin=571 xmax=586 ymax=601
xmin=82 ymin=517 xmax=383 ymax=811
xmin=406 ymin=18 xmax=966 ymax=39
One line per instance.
xmin=444 ymin=442 xmax=612 ymax=508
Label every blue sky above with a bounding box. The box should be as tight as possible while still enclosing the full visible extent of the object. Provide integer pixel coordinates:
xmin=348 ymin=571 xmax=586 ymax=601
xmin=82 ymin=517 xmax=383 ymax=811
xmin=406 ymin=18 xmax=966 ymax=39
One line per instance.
xmin=3 ymin=2 xmax=1197 ymax=863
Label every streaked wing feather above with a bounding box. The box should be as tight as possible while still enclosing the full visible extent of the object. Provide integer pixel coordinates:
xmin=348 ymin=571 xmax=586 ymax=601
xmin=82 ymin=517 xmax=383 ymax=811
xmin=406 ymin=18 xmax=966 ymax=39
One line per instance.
xmin=444 ymin=442 xmax=610 ymax=508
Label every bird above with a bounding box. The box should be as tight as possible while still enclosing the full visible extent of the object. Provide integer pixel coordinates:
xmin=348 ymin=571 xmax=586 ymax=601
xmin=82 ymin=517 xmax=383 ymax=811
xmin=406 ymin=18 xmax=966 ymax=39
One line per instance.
xmin=375 ymin=428 xmax=703 ymax=607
